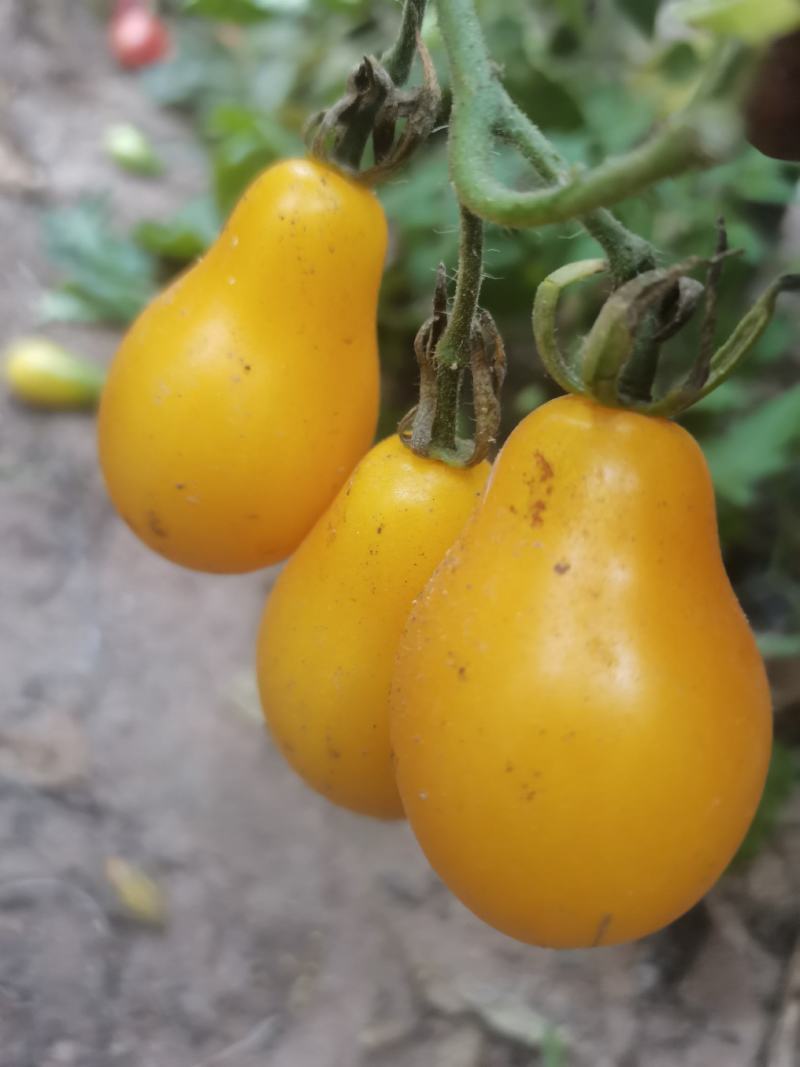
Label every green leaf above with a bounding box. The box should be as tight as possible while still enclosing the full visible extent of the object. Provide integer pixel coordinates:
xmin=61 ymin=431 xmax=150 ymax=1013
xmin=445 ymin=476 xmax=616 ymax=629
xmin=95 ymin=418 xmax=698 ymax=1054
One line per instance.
xmin=703 ymin=384 xmax=800 ymax=507
xmin=749 ymin=313 xmax=794 ymax=367
xmin=757 ymin=632 xmax=800 ymax=659
xmin=713 ymin=149 xmax=798 ymax=206
xmin=690 ymin=379 xmax=752 ymax=415
xmin=734 ymin=742 xmax=799 ymax=865
xmin=182 ymin=0 xmax=308 ymax=21
xmin=38 ymin=289 xmax=112 ymax=326
xmin=41 ymin=199 xmax=157 ymax=326
xmin=659 ymin=41 xmax=702 ymax=82
xmin=673 ymin=0 xmax=800 ymax=43
xmin=134 ymin=197 xmax=220 ymax=261
xmin=616 ymin=0 xmax=660 ymax=34
xmin=513 ymin=384 xmax=547 ymax=417
xmin=582 ymin=83 xmax=658 ymax=155
xmin=552 ymin=0 xmax=589 ymax=33
xmin=509 ymin=68 xmax=585 ymax=133
xmin=140 ymin=28 xmax=244 ymax=110
xmin=205 ymin=104 xmax=300 ymax=216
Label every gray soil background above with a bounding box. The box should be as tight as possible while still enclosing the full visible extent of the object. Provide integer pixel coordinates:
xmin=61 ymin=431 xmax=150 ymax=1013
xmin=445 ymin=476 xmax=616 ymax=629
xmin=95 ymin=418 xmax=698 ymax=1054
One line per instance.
xmin=1 ymin=2 xmax=800 ymax=1065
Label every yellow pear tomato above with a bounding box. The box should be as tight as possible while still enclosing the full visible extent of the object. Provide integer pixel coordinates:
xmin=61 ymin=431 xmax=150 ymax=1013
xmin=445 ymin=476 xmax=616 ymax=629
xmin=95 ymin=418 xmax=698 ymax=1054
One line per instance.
xmin=391 ymin=395 xmax=772 ymax=947
xmin=257 ymin=435 xmax=490 ymax=819
xmin=98 ymin=158 xmax=386 ymax=573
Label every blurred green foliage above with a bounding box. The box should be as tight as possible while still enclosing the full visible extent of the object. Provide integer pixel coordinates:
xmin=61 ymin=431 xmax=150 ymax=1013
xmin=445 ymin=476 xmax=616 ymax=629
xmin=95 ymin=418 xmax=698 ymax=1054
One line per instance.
xmin=735 ymin=741 xmax=800 ymax=863
xmin=50 ymin=0 xmax=800 ymax=653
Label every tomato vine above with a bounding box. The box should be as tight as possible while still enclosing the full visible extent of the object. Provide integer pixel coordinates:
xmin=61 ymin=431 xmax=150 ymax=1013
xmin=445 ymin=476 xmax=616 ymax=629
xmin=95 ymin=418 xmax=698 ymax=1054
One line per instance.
xmin=311 ymin=0 xmax=800 ymax=465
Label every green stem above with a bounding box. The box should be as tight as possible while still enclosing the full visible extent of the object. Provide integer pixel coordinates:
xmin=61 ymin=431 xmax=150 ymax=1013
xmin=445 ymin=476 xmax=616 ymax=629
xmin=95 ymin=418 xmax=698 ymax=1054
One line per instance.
xmin=325 ymin=0 xmax=429 ymax=173
xmin=430 ymin=205 xmax=484 ymax=453
xmin=436 ymin=0 xmax=750 ymax=275
xmin=500 ymin=101 xmax=656 ymax=282
xmin=532 ymin=258 xmax=607 ymax=394
xmin=333 ymin=62 xmax=392 ymax=171
xmin=382 ymin=0 xmax=428 ymax=85
xmin=456 ymin=117 xmax=719 ymax=226
xmin=434 ymin=0 xmax=656 ymax=282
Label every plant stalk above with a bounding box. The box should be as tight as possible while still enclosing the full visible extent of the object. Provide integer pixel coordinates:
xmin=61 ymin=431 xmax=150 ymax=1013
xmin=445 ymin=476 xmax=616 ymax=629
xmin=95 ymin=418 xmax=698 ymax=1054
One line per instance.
xmin=430 ymin=205 xmax=484 ymax=454
xmin=382 ymin=0 xmax=428 ymax=85
xmin=435 ymin=0 xmax=753 ymax=282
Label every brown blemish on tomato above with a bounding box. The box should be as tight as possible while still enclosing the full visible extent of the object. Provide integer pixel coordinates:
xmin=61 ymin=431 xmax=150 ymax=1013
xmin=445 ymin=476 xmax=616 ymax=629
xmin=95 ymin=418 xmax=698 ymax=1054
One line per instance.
xmin=592 ymin=913 xmax=613 ymax=947
xmin=534 ymin=451 xmax=554 ymax=481
xmin=524 ymin=454 xmax=555 ymax=527
xmin=554 ymin=560 xmax=571 ymax=575
xmin=147 ymin=511 xmax=168 ymax=539
xmin=457 ymin=666 xmax=467 ymax=681
xmin=505 ymin=762 xmax=514 ymax=773
xmin=376 ymin=524 xmax=384 ymax=534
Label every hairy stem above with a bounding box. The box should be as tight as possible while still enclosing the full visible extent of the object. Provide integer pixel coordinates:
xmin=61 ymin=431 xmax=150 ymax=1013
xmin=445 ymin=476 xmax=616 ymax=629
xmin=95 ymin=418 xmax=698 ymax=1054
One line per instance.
xmin=500 ymin=100 xmax=656 ymax=282
xmin=453 ymin=119 xmax=725 ymax=225
xmin=436 ymin=0 xmax=751 ymax=279
xmin=382 ymin=0 xmax=428 ymax=85
xmin=434 ymin=0 xmax=657 ymax=282
xmin=430 ymin=205 xmax=484 ymax=453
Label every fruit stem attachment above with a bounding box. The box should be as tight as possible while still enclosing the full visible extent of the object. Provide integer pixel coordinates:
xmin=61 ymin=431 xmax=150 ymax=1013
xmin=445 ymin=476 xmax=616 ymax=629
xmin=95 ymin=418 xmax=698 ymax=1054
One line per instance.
xmin=400 ymin=206 xmax=505 ymax=466
xmin=307 ymin=0 xmax=436 ymax=179
xmin=430 ymin=205 xmax=484 ymax=454
xmin=532 ymin=250 xmax=800 ymax=418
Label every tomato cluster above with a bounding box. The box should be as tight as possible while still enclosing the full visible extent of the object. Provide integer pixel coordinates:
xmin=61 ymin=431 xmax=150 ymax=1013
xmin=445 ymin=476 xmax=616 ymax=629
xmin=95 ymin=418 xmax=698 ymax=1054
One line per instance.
xmin=98 ymin=157 xmax=771 ymax=950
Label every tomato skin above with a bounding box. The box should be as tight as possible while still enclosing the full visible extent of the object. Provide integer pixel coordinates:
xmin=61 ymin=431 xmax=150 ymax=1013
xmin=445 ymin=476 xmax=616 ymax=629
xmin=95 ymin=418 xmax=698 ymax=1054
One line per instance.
xmin=257 ymin=436 xmax=490 ymax=819
xmin=109 ymin=5 xmax=170 ymax=69
xmin=391 ymin=395 xmax=772 ymax=948
xmin=98 ymin=159 xmax=386 ymax=573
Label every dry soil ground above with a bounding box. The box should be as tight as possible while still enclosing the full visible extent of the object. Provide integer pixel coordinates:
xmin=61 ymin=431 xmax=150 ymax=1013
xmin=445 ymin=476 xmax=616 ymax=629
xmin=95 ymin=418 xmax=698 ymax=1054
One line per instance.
xmin=1 ymin=3 xmax=800 ymax=1066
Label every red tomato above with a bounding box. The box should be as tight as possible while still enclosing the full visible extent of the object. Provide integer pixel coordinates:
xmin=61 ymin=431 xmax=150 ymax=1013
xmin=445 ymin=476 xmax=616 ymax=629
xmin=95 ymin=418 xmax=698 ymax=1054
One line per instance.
xmin=109 ymin=4 xmax=170 ymax=70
